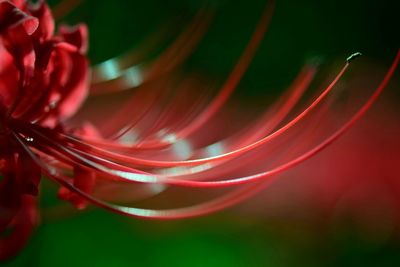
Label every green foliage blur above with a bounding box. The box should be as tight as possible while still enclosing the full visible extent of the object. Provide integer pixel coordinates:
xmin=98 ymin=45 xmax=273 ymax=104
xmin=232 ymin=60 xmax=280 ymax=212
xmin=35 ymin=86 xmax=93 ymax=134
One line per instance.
xmin=3 ymin=0 xmax=400 ymax=266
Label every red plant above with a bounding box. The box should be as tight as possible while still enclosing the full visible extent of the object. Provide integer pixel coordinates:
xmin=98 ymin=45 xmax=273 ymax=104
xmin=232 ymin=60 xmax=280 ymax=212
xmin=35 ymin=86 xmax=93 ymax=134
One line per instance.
xmin=0 ymin=0 xmax=399 ymax=260
xmin=0 ymin=0 xmax=88 ymax=259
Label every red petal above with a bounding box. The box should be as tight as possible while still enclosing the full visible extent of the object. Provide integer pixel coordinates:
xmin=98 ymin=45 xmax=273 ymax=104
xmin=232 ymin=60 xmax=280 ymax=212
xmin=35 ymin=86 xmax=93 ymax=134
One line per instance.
xmin=16 ymin=150 xmax=42 ymax=196
xmin=0 ymin=45 xmax=19 ymax=107
xmin=0 ymin=196 xmax=38 ymax=261
xmin=28 ymin=0 xmax=54 ymax=42
xmin=0 ymin=1 xmax=38 ymax=35
xmin=0 ymin=1 xmax=38 ymax=84
xmin=58 ymin=167 xmax=96 ymax=210
xmin=59 ymin=23 xmax=88 ymax=54
xmin=0 ymin=150 xmax=20 ymax=231
xmin=52 ymin=49 xmax=89 ymax=120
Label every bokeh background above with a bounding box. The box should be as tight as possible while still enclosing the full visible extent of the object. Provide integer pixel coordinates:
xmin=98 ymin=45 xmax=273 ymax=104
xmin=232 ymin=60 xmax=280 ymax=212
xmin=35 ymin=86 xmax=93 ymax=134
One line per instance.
xmin=3 ymin=0 xmax=400 ymax=266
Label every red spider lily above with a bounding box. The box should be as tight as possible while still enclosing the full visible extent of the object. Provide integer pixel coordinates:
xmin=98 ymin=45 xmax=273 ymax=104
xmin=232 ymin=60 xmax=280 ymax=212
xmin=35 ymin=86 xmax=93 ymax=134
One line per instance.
xmin=0 ymin=0 xmax=88 ymax=259
xmin=0 ymin=0 xmax=399 ymax=261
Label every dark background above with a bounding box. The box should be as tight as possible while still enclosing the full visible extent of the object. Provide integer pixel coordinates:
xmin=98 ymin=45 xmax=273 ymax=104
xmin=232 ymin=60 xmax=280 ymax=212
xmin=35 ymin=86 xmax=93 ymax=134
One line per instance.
xmin=3 ymin=0 xmax=400 ymax=266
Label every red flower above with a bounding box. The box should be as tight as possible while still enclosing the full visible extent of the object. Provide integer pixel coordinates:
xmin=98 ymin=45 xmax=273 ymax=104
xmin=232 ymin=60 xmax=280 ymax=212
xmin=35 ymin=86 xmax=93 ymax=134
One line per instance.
xmin=0 ymin=0 xmax=88 ymax=259
xmin=0 ymin=0 xmax=399 ymax=261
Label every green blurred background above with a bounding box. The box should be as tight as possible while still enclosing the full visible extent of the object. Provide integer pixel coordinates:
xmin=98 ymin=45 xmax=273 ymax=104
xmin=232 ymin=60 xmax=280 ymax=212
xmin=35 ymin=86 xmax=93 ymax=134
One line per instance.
xmin=3 ymin=0 xmax=400 ymax=266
